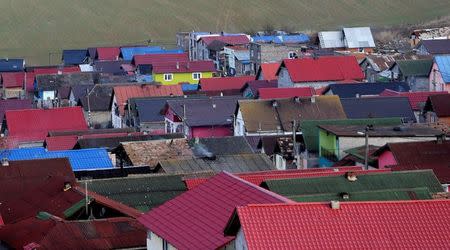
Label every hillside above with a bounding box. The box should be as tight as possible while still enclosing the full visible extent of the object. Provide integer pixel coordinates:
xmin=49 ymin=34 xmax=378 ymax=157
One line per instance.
xmin=1 ymin=0 xmax=450 ymax=65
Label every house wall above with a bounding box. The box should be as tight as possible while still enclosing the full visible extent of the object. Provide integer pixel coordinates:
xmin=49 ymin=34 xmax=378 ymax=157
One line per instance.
xmin=154 ymin=71 xmax=213 ymax=85
xmin=318 ymin=129 xmax=339 ymax=159
xmin=234 ymin=228 xmax=248 ymax=250
xmin=260 ymin=44 xmax=303 ymax=63
xmin=111 ymin=95 xmax=123 ymax=128
xmin=277 ymin=67 xmax=294 ymax=87
xmin=140 ymin=121 xmax=166 ymax=133
xmin=84 ymin=111 xmax=111 ymax=129
xmin=338 ymin=136 xmax=438 ymax=160
xmin=429 ymin=63 xmax=446 ymax=91
xmin=147 ymin=231 xmax=177 ymax=250
xmin=191 ymin=125 xmax=232 ymax=138
xmin=406 ymin=76 xmax=430 ymax=92
xmin=234 ymin=109 xmax=245 ymax=136
xmin=416 ymin=44 xmax=430 ymax=55
xmin=378 ymin=150 xmax=398 ymax=168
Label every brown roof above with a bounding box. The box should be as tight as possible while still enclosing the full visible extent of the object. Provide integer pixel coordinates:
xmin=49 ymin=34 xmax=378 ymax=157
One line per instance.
xmin=319 ymin=124 xmax=445 ymax=137
xmin=427 ymin=94 xmax=450 ymax=117
xmin=238 ymin=96 xmax=346 ymax=133
xmin=117 ymin=139 xmax=194 ymax=168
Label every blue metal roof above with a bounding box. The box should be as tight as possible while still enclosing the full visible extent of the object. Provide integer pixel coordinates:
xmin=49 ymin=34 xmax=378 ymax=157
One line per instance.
xmin=0 ymin=59 xmax=24 ymax=72
xmin=62 ymin=50 xmax=88 ymax=66
xmin=3 ymin=147 xmax=113 ymax=171
xmin=251 ymin=34 xmax=309 ymax=44
xmin=435 ymin=55 xmax=450 ymax=83
xmin=120 ymin=46 xmax=184 ymax=61
xmin=181 ymin=83 xmax=199 ymax=91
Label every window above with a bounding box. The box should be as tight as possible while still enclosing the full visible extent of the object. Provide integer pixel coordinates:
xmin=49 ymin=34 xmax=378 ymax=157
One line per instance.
xmin=192 ymin=72 xmax=202 ymax=80
xmin=288 ymin=51 xmax=298 ymax=59
xmin=163 ymin=74 xmax=173 ymax=81
xmin=163 ymin=240 xmax=169 ymax=250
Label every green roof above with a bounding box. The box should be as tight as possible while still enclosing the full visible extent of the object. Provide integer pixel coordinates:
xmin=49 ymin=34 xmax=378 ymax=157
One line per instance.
xmin=80 ymin=174 xmax=188 ymax=212
xmin=396 ymin=59 xmax=433 ymax=76
xmin=300 ymin=118 xmax=403 ymax=152
xmin=261 ymin=170 xmax=444 ymax=197
xmin=289 ymin=187 xmax=433 ymax=202
xmin=36 ymin=211 xmax=54 ymax=220
xmin=63 ymin=198 xmax=92 ymax=218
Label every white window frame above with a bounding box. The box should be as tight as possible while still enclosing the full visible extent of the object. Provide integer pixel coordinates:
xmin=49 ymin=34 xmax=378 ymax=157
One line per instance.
xmin=192 ymin=72 xmax=202 ymax=80
xmin=164 ymin=73 xmax=173 ymax=81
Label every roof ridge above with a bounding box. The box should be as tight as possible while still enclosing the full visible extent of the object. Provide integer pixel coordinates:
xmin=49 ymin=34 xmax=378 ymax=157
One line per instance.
xmin=221 ymin=171 xmax=294 ymax=203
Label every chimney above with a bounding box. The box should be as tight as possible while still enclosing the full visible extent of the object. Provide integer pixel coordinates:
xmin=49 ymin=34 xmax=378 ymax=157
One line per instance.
xmin=340 ymin=192 xmax=350 ymax=200
xmin=1 ymin=158 xmax=9 ymax=167
xmin=311 ymin=96 xmax=316 ymax=103
xmin=330 ymin=200 xmax=340 ymax=210
xmin=271 ymin=100 xmax=278 ymax=107
xmin=63 ymin=182 xmax=72 ymax=191
xmin=346 ymin=172 xmax=358 ymax=182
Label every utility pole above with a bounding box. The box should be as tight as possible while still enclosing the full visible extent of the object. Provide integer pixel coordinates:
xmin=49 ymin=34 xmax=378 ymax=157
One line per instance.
xmin=86 ymin=88 xmax=91 ymax=128
xmin=292 ymin=120 xmax=299 ymax=168
xmin=364 ymin=126 xmax=369 ymax=170
xmin=432 ymin=69 xmax=437 ymax=91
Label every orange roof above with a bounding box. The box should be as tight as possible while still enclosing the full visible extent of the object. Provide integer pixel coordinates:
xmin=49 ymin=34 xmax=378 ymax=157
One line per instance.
xmin=257 ymin=62 xmax=280 ymax=81
xmin=113 ymin=85 xmax=183 ymax=115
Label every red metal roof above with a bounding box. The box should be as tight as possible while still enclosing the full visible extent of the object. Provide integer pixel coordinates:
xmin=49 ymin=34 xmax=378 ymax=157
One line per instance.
xmin=380 ymin=89 xmax=447 ymax=110
xmin=132 ymin=53 xmax=189 ymax=66
xmin=152 ymin=61 xmax=216 ymax=74
xmin=0 ymin=217 xmax=57 ymax=249
xmin=200 ymin=35 xmax=250 ymax=46
xmin=5 ymin=107 xmax=88 ymax=143
xmin=280 ymin=56 xmax=364 ymax=83
xmin=392 ymin=163 xmax=450 ymax=184
xmin=1 ymin=72 xmax=25 ymax=88
xmin=96 ymin=47 xmax=121 ymax=61
xmin=184 ymin=167 xmax=391 ymax=190
xmin=228 ymin=200 xmax=450 ymax=249
xmin=113 ymin=85 xmax=183 ymax=115
xmin=32 ymin=66 xmax=80 ymax=75
xmin=44 ymin=135 xmax=78 ymax=151
xmin=199 ymin=76 xmax=255 ymax=92
xmin=138 ymin=172 xmax=291 ymax=250
xmin=257 ymin=62 xmax=280 ymax=81
xmin=25 ymin=72 xmax=36 ymax=92
xmin=258 ymin=87 xmax=316 ymax=99
xmin=428 ymin=94 xmax=450 ymax=117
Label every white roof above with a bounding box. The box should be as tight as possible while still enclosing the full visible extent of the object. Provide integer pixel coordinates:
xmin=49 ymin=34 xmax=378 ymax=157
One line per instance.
xmin=343 ymin=27 xmax=375 ymax=48
xmin=318 ymin=31 xmax=345 ymax=49
xmin=78 ymin=64 xmax=93 ymax=72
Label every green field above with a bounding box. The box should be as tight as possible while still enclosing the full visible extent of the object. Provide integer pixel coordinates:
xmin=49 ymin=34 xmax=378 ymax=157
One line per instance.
xmin=1 ymin=0 xmax=449 ymax=65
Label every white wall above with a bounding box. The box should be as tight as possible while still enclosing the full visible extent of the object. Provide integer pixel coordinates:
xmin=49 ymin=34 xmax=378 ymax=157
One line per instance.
xmin=234 ymin=109 xmax=245 ymax=136
xmin=147 ymin=231 xmax=177 ymax=250
xmin=111 ymin=95 xmax=122 ymax=128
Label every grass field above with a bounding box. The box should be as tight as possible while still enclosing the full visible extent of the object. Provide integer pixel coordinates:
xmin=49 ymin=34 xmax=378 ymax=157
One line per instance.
xmin=1 ymin=0 xmax=450 ymax=65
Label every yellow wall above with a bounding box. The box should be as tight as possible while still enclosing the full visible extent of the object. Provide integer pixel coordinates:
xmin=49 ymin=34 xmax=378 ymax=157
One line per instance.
xmin=154 ymin=71 xmax=214 ymax=85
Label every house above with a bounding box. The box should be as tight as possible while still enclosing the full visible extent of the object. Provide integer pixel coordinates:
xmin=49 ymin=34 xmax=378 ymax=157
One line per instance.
xmin=258 ymin=87 xmax=316 ymax=99
xmin=183 ymin=166 xmax=364 ymax=189
xmin=93 ymin=47 xmax=121 ymax=61
xmin=113 ymin=138 xmax=194 ymax=169
xmin=77 ymin=84 xmax=116 ymax=128
xmin=0 ymin=58 xmax=24 ymax=72
xmin=277 ymin=56 xmax=364 ymax=88
xmin=256 ymin=62 xmax=280 ymax=81
xmin=430 ymin=55 xmax=450 ymax=91
xmin=380 ymin=89 xmax=448 ymax=122
xmin=111 ymin=84 xmax=183 ymax=128
xmin=249 ymin=34 xmax=309 ymax=74
xmin=260 ymin=170 xmax=444 ymax=199
xmin=3 ymin=147 xmax=114 ymax=171
xmin=318 ymin=27 xmax=375 ymax=53
xmin=1 ymin=72 xmax=26 ymax=99
xmin=223 ymin=46 xmax=252 ymax=76
xmin=81 ymin=173 xmax=189 ymax=212
xmin=322 ymin=82 xmax=410 ymax=98
xmin=138 ymin=172 xmax=291 ymax=250
xmin=120 ymin=46 xmax=184 ymax=61
xmin=224 ymin=200 xmax=450 ymax=249
xmin=424 ymin=93 xmax=450 ymax=125
xmin=317 ymin=124 xmax=445 ymax=166
xmin=152 ymin=60 xmax=216 ymax=85
xmin=389 ymin=59 xmax=433 ymax=91
xmin=2 ymin=107 xmax=88 ymax=146
xmin=340 ymin=96 xmax=416 ymax=122
xmin=165 ymin=96 xmax=242 ymax=138
xmin=234 ymin=96 xmax=347 ymax=136
xmin=333 ymin=145 xmax=381 ymax=168
xmin=62 ymin=49 xmax=88 ymax=65
xmin=199 ymin=76 xmax=255 ymax=95
xmin=359 ymin=54 xmax=396 ymax=81
xmin=410 ymin=27 xmax=450 ymax=46
xmin=415 ymin=39 xmax=450 ymax=55
xmin=156 ymin=153 xmax=276 ymax=174
xmin=132 ymin=53 xmax=189 ymax=82
xmin=240 ymin=80 xmax=278 ymax=98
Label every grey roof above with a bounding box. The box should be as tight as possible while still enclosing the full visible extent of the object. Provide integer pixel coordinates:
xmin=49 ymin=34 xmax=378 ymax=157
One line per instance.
xmin=318 ymin=31 xmax=345 ymax=49
xmin=319 ymin=124 xmax=444 ymax=137
xmin=343 ymin=27 xmax=375 ymax=48
xmin=36 ymin=73 xmax=95 ymax=91
xmin=156 ymin=154 xmax=275 ymax=174
xmin=167 ymin=96 xmax=242 ymax=127
xmin=192 ymin=136 xmax=254 ymax=156
xmin=94 ymin=60 xmax=128 ymax=75
xmin=324 ymin=82 xmax=410 ymax=98
xmin=419 ymin=39 xmax=450 ymax=54
xmin=341 ymin=97 xmax=416 ymax=122
xmin=78 ymin=84 xmax=114 ymax=111
xmin=71 ymin=84 xmax=95 ymax=101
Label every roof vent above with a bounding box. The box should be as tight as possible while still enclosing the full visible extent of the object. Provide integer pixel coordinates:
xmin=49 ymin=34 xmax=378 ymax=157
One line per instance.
xmin=346 ymin=172 xmax=357 ymax=182
xmin=271 ymin=100 xmax=278 ymax=107
xmin=1 ymin=158 xmax=9 ymax=167
xmin=311 ymin=96 xmax=316 ymax=103
xmin=294 ymin=96 xmax=300 ymax=103
xmin=340 ymin=192 xmax=350 ymax=200
xmin=63 ymin=182 xmax=72 ymax=191
xmin=330 ymin=200 xmax=340 ymax=210
xmin=212 ymin=104 xmax=216 ymax=109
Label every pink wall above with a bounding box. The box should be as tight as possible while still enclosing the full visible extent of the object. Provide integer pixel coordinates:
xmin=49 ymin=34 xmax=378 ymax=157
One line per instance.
xmin=378 ymin=150 xmax=397 ymax=169
xmin=190 ymin=126 xmax=232 ymax=138
xmin=429 ymin=63 xmax=447 ymax=92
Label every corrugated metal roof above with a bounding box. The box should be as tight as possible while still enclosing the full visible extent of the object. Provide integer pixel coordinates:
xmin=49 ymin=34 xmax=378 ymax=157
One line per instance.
xmin=1 ymin=72 xmax=25 ymax=88
xmin=427 ymin=93 xmax=450 ymax=117
xmin=152 ymin=60 xmax=216 ymax=74
xmin=200 ymin=35 xmax=250 ymax=46
xmin=380 ymin=89 xmax=447 ymax=110
xmin=132 ymin=53 xmax=188 ymax=66
xmin=343 ymin=27 xmax=376 ymax=48
xmin=0 ymin=99 xmax=32 ymax=121
xmin=95 ymin=47 xmax=120 ymax=61
xmin=256 ymin=62 xmax=280 ymax=81
xmin=0 ymin=59 xmax=24 ymax=72
xmin=435 ymin=55 xmax=450 ymax=83
xmin=259 ymin=87 xmax=316 ymax=99
xmin=62 ymin=50 xmax=88 ymax=65
xmin=44 ymin=135 xmax=78 ymax=151
xmin=3 ymin=147 xmax=113 ymax=171
xmin=420 ymin=39 xmax=450 ymax=54
xmin=227 ymin=200 xmax=450 ymax=249
xmin=325 ymin=82 xmax=410 ymax=98
xmin=199 ymin=76 xmax=255 ymax=91
xmin=318 ymin=31 xmax=345 ymax=48
xmin=138 ymin=172 xmax=290 ymax=250
xmin=120 ymin=46 xmax=183 ymax=61
xmin=396 ymin=59 xmax=433 ymax=76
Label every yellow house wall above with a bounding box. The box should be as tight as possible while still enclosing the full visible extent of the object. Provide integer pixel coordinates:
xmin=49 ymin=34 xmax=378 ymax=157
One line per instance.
xmin=154 ymin=72 xmax=214 ymax=85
